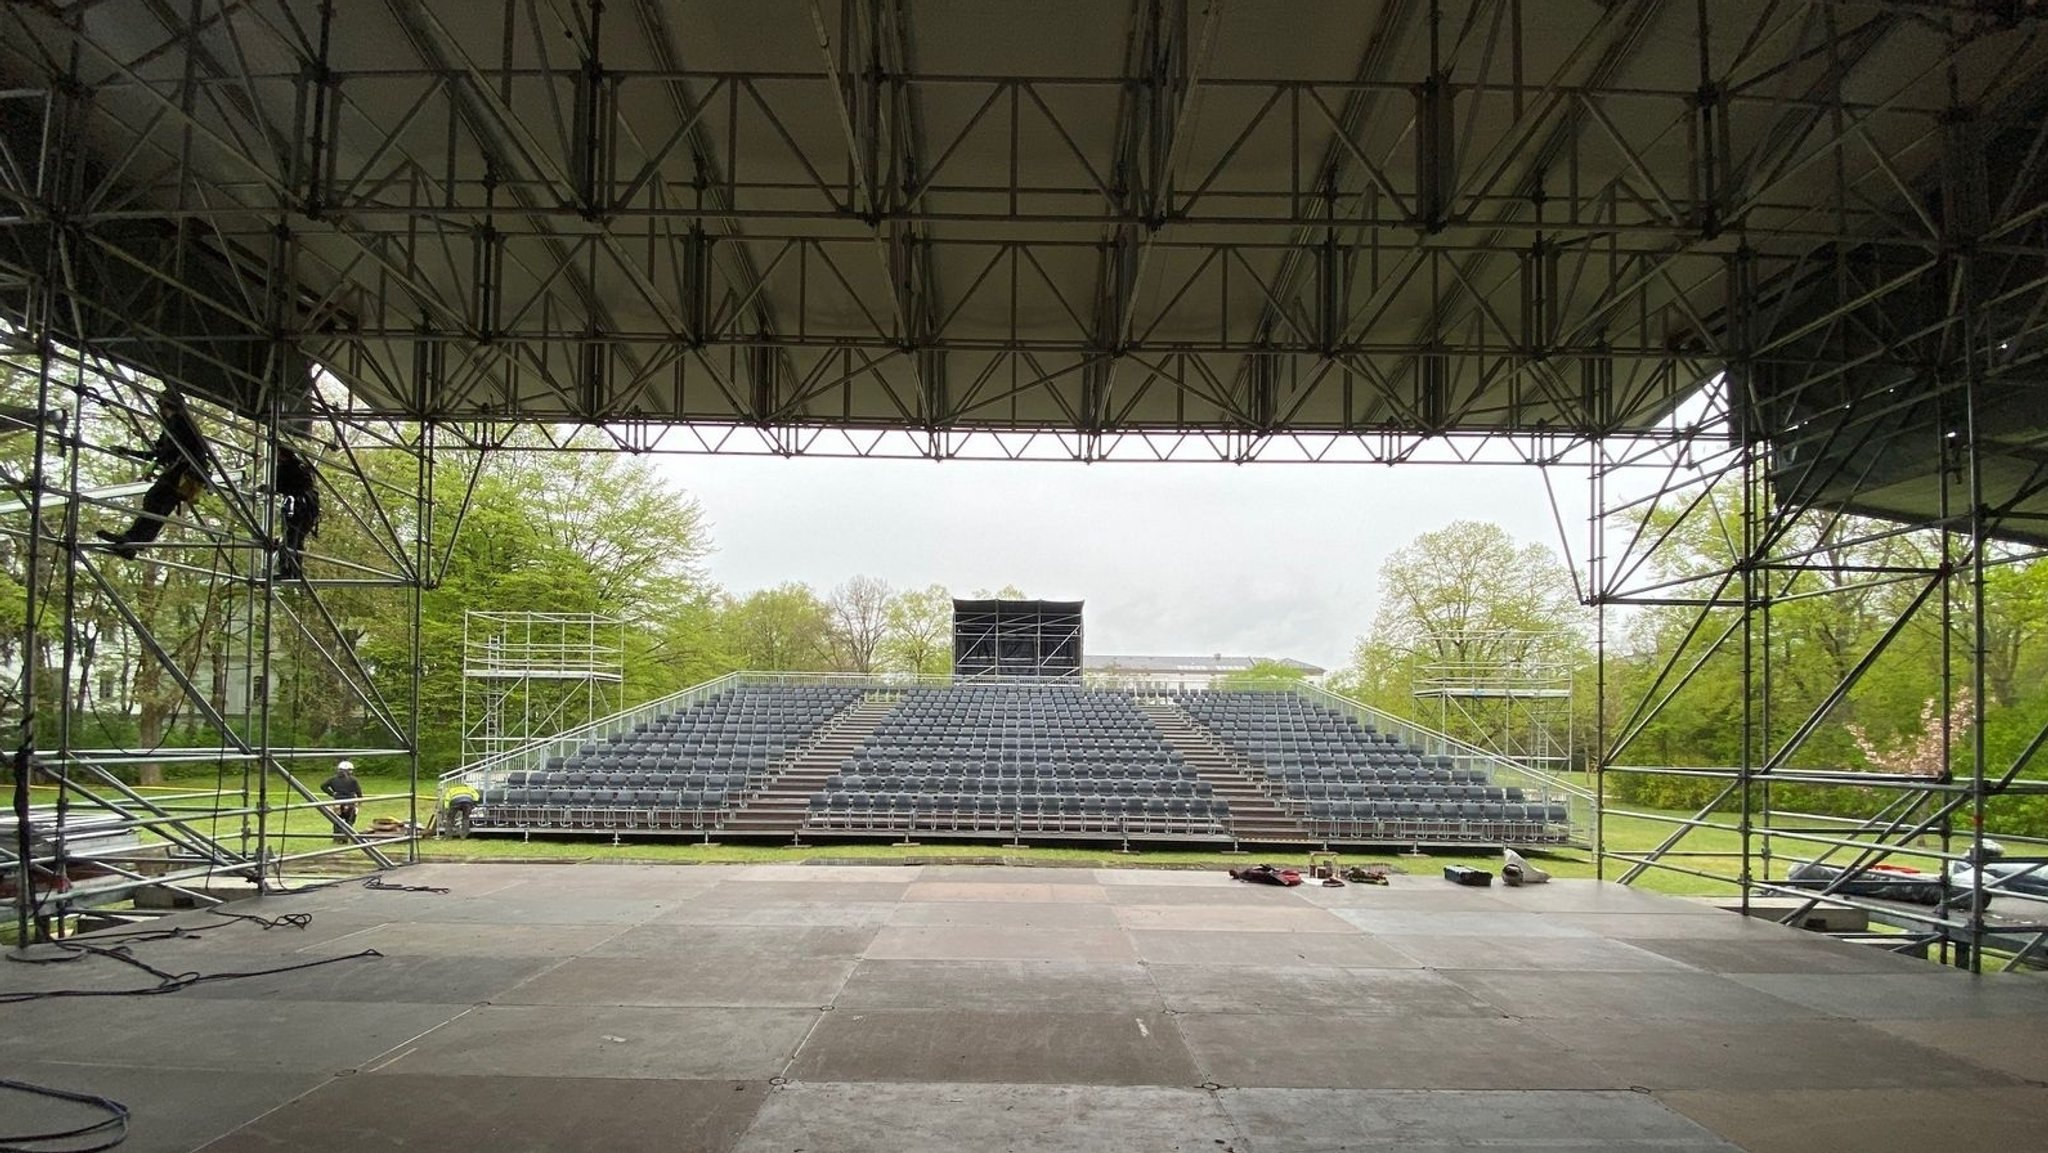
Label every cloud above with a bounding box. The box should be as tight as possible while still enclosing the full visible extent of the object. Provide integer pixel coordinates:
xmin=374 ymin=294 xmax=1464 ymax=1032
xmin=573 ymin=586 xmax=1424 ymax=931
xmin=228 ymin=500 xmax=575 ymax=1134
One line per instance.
xmin=657 ymin=455 xmax=1569 ymax=671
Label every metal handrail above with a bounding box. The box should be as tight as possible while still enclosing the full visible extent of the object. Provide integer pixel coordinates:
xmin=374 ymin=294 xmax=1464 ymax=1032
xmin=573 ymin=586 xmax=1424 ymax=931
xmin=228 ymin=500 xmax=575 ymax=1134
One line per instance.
xmin=440 ymin=670 xmax=747 ymax=784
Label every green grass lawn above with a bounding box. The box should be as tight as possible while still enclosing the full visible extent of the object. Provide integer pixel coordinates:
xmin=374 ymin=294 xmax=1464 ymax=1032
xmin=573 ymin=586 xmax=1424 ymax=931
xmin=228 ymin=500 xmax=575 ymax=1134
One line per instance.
xmin=26 ymin=772 xmax=1957 ymax=899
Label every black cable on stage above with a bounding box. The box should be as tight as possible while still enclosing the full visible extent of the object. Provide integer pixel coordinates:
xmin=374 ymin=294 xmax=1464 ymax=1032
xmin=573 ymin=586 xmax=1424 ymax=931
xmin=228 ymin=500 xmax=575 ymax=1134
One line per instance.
xmin=3 ymin=907 xmax=311 ymax=970
xmin=0 ymin=947 xmax=382 ymax=1004
xmin=363 ymin=876 xmax=448 ymax=894
xmin=0 ymin=910 xmax=379 ymax=1003
xmin=0 ymin=1076 xmax=130 ymax=1153
xmin=205 ymin=907 xmax=312 ymax=930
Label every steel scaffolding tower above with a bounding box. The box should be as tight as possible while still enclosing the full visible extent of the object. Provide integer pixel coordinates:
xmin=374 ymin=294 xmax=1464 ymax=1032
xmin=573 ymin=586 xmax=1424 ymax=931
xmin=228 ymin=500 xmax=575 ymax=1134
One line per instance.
xmin=460 ymin=611 xmax=624 ymax=768
xmin=0 ymin=88 xmax=434 ymax=943
xmin=1412 ymin=632 xmax=1576 ymax=776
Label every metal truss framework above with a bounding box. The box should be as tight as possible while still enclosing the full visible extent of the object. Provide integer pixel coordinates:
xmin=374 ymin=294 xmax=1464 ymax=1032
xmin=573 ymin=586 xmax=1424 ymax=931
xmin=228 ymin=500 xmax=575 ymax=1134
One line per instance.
xmin=952 ymin=599 xmax=1086 ymax=680
xmin=2 ymin=356 xmax=436 ymax=941
xmin=2 ymin=68 xmax=443 ymax=942
xmin=0 ymin=1 xmax=2042 ymax=460
xmin=1585 ymin=381 xmax=2048 ymax=974
xmin=0 ymin=2 xmax=2044 ymax=978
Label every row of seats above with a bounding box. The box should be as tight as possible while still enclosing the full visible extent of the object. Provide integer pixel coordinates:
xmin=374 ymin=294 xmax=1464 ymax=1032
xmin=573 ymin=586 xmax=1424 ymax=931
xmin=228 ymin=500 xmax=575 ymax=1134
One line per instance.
xmin=1281 ymin=782 xmax=1524 ymax=803
xmin=1175 ymin=689 xmax=1573 ymax=844
xmin=807 ymin=683 xmax=1206 ymax=838
xmin=1261 ymin=753 xmax=1474 ymax=770
xmin=827 ymin=773 xmax=1215 ymax=797
xmin=1296 ymin=799 xmax=1569 ymax=843
xmin=858 ymin=741 xmax=1168 ymax=756
xmin=473 ymin=788 xmax=733 ymax=831
xmin=807 ymin=792 xmax=1231 ymax=834
xmin=840 ymin=757 xmax=1194 ymax=777
xmin=1268 ymin=770 xmax=1493 ymax=790
xmin=831 ymin=765 xmax=1199 ymax=782
xmin=479 ymin=685 xmax=863 ymax=832
xmin=503 ymin=771 xmax=748 ymax=792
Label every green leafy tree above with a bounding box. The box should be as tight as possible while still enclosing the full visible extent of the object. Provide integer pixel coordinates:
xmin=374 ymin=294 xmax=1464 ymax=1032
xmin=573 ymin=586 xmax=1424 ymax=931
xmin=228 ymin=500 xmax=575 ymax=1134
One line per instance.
xmin=881 ymin=583 xmax=954 ymax=675
xmin=355 ymin=433 xmax=722 ymax=772
xmin=719 ymin=582 xmax=834 ymax=671
xmin=1214 ymin=660 xmax=1312 ymax=691
xmin=1337 ymin=521 xmax=1587 ymax=723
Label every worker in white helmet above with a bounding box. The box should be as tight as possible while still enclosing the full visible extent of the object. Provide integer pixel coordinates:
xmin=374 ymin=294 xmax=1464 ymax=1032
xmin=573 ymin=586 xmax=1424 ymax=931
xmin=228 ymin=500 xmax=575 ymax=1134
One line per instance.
xmin=321 ymin=760 xmax=364 ymax=839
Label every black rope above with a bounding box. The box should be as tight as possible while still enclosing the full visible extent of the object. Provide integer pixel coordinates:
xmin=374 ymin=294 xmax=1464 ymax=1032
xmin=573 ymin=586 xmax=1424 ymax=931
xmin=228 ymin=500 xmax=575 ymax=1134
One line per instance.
xmin=0 ymin=1077 xmax=130 ymax=1153
xmin=363 ymin=876 xmax=448 ymax=894
xmin=205 ymin=907 xmax=313 ymax=931
xmin=0 ymin=910 xmax=379 ymax=1003
xmin=0 ymin=947 xmax=381 ymax=1004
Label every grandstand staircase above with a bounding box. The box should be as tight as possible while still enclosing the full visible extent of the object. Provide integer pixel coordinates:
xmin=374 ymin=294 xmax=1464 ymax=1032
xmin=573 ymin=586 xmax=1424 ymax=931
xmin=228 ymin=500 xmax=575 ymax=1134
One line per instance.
xmin=721 ymin=694 xmax=899 ymax=839
xmin=1138 ymin=700 xmax=1313 ymax=845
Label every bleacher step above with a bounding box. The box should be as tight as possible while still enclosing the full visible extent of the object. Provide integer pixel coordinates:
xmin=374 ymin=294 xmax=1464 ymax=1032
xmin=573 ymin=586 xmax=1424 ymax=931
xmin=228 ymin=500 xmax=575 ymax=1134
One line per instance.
xmin=724 ymin=695 xmax=902 ymax=835
xmin=1137 ymin=700 xmax=1315 ymax=845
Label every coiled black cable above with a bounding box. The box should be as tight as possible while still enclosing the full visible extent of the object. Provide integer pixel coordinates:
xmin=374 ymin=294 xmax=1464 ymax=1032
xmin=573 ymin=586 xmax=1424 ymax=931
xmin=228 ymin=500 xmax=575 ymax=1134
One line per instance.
xmin=0 ymin=1077 xmax=130 ymax=1153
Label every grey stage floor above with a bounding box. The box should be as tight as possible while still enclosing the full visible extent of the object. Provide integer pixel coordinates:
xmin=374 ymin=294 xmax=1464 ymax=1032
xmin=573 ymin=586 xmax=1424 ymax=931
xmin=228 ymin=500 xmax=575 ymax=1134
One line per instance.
xmin=5 ymin=864 xmax=2048 ymax=1152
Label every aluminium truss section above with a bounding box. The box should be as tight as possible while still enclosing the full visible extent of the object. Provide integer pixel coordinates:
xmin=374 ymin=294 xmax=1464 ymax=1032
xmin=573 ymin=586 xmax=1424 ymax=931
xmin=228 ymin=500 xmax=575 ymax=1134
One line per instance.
xmin=460 ymin=611 xmax=624 ymax=767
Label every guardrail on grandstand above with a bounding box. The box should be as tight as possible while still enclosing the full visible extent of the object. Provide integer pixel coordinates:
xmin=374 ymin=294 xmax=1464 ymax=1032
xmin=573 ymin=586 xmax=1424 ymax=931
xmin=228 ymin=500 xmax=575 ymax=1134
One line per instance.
xmin=1291 ymin=682 xmax=1595 ymax=846
xmin=442 ymin=671 xmax=750 ymax=789
xmin=442 ymin=669 xmax=942 ymax=792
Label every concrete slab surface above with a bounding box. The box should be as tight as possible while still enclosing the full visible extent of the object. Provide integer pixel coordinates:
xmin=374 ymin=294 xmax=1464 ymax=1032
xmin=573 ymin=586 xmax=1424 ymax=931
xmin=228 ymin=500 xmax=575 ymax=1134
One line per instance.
xmin=865 ymin=923 xmax=1138 ymax=961
xmin=886 ymin=899 xmax=1122 ymax=929
xmin=1148 ymin=963 xmax=1503 ymax=1017
xmin=1111 ymin=903 xmax=1357 ymax=933
xmin=1 ymin=1062 xmax=329 ymax=1153
xmin=1628 ymin=934 xmax=1941 ymax=974
xmin=1331 ymin=908 xmax=1599 ymax=937
xmin=588 ymin=921 xmax=880 ymax=960
xmin=1378 ymin=932 xmax=1700 ymax=971
xmin=1726 ymin=970 xmax=2048 ymax=1019
xmin=373 ymin=1003 xmax=822 ymax=1080
xmin=495 ymin=953 xmax=859 ymax=1007
xmin=902 ymin=880 xmax=1107 ymax=903
xmin=1128 ymin=926 xmax=1425 ymax=967
xmin=648 ymin=898 xmax=899 ymax=927
xmin=1 ymin=994 xmax=462 ymax=1073
xmin=1867 ymin=1015 xmax=2048 ymax=1080
xmin=1527 ymin=1017 xmax=2017 ymax=1091
xmin=1543 ymin=911 xmax=1814 ymax=940
xmin=2 ymin=864 xmax=2043 ymax=1152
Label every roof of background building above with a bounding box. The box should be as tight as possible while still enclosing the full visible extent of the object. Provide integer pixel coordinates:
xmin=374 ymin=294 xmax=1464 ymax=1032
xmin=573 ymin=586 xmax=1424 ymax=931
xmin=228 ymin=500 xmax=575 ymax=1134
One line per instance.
xmin=1084 ymin=654 xmax=1326 ymax=676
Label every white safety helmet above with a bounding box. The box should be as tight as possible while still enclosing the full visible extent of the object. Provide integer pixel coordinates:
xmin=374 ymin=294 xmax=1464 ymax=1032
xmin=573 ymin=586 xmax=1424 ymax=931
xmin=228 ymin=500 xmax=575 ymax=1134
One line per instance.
xmin=336 ymin=760 xmax=355 ymax=773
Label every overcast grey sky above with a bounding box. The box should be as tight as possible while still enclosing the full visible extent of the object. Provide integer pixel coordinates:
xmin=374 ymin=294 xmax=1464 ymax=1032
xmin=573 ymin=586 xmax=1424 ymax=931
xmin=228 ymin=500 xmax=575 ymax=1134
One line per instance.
xmin=656 ymin=456 xmax=1578 ymax=673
